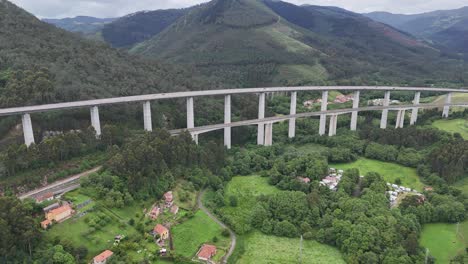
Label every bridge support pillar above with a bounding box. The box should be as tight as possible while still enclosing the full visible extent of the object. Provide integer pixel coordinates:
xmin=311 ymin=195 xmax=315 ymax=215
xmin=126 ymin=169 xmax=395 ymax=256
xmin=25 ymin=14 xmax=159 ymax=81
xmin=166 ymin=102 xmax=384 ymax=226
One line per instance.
xmin=224 ymin=95 xmax=231 ymax=149
xmin=187 ymin=97 xmax=194 ymax=129
xmin=264 ymin=123 xmax=273 ymax=146
xmin=350 ymin=91 xmax=360 ymax=131
xmin=410 ymin=92 xmax=421 ymax=125
xmin=319 ymin=91 xmax=329 ymax=135
xmin=395 ymin=110 xmax=406 ymax=128
xmin=22 ymin=113 xmax=35 ymax=147
xmin=257 ymin=93 xmax=266 ymax=145
xmin=442 ymin=92 xmax=452 ymax=118
xmin=328 ymin=114 xmax=338 ymax=137
xmin=90 ymin=106 xmax=101 ymax=137
xmin=143 ymin=101 xmax=152 ymax=132
xmin=289 ymin=92 xmax=297 ymax=138
xmin=380 ymin=91 xmax=391 ymax=129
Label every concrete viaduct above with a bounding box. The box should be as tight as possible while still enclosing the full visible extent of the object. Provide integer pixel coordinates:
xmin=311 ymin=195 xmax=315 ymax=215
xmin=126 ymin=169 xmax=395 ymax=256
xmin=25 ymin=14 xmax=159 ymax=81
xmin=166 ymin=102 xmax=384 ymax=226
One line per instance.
xmin=0 ymin=86 xmax=467 ymax=149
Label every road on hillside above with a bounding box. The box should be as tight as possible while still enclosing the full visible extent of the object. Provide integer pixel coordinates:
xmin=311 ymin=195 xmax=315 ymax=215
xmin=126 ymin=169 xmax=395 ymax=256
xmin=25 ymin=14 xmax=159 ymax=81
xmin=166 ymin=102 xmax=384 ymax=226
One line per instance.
xmin=18 ymin=166 xmax=102 ymax=200
xmin=198 ymin=190 xmax=237 ymax=264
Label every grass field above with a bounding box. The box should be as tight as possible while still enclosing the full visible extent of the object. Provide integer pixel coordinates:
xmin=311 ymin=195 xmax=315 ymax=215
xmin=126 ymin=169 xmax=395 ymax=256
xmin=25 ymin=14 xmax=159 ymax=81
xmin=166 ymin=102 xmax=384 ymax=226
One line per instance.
xmin=218 ymin=176 xmax=281 ymax=234
xmin=237 ymin=232 xmax=345 ymax=264
xmin=172 ymin=210 xmax=230 ymax=260
xmin=433 ymin=93 xmax=468 ymax=112
xmin=420 ymin=222 xmax=468 ymax=263
xmin=432 ymin=119 xmax=468 ymax=139
xmin=331 ymin=158 xmax=424 ymax=191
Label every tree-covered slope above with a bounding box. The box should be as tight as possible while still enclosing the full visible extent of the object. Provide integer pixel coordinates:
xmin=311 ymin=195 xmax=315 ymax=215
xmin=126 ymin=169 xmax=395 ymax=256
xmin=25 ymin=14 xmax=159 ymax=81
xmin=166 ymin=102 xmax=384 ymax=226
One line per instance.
xmin=130 ymin=0 xmax=468 ymax=88
xmin=42 ymin=16 xmax=116 ymax=34
xmin=0 ymin=0 xmax=210 ymax=108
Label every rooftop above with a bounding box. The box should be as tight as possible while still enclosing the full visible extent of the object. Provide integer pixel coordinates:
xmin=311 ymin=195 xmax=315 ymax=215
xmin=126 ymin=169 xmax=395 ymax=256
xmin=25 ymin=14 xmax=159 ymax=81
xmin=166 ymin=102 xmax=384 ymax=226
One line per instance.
xmin=198 ymin=244 xmax=217 ymax=259
xmin=94 ymin=250 xmax=113 ymax=262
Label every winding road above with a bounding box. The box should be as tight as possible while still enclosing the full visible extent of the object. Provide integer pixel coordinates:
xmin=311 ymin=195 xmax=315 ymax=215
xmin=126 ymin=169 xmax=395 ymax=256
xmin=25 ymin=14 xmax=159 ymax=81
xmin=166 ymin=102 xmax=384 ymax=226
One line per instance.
xmin=198 ymin=190 xmax=237 ymax=264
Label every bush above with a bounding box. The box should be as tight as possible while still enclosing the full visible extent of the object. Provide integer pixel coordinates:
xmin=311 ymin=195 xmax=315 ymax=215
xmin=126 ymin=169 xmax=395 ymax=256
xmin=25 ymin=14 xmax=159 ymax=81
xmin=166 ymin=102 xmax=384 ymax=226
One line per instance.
xmin=222 ymin=229 xmax=230 ymax=237
xmin=229 ymin=195 xmax=238 ymax=207
xmin=128 ymin=218 xmax=135 ymax=226
xmin=213 ymin=236 xmax=219 ymax=243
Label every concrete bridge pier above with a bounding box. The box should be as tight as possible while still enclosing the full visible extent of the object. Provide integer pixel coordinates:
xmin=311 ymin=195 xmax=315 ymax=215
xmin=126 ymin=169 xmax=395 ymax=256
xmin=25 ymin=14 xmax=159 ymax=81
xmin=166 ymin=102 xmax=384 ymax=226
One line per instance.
xmin=143 ymin=101 xmax=152 ymax=131
xmin=395 ymin=109 xmax=406 ymax=128
xmin=22 ymin=113 xmax=35 ymax=147
xmin=442 ymin=92 xmax=452 ymax=118
xmin=224 ymin=95 xmax=231 ymax=149
xmin=186 ymin=97 xmax=197 ymax=143
xmin=328 ymin=114 xmax=338 ymax=137
xmin=350 ymin=91 xmax=360 ymax=131
xmin=257 ymin=93 xmax=266 ymax=145
xmin=289 ymin=92 xmax=297 ymax=138
xmin=319 ymin=91 xmax=329 ymax=135
xmin=380 ymin=91 xmax=391 ymax=129
xmin=90 ymin=106 xmax=101 ymax=137
xmin=410 ymin=92 xmax=421 ymax=125
xmin=264 ymin=122 xmax=273 ymax=146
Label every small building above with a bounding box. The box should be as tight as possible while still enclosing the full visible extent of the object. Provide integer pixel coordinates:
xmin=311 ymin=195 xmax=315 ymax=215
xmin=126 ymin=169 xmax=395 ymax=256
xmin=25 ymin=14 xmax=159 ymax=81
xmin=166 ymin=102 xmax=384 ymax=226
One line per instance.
xmin=93 ymin=250 xmax=113 ymax=264
xmin=153 ymin=224 xmax=169 ymax=240
xmin=45 ymin=204 xmax=73 ymax=223
xmin=297 ymin=177 xmax=310 ymax=184
xmin=163 ymin=191 xmax=173 ymax=207
xmin=148 ymin=206 xmax=161 ymax=220
xmin=36 ymin=192 xmax=54 ymax=203
xmin=424 ymin=186 xmax=434 ymax=192
xmin=170 ymin=205 xmax=179 ymax=215
xmin=41 ymin=219 xmax=51 ymax=229
xmin=197 ymin=244 xmax=217 ymax=261
xmin=43 ymin=202 xmax=60 ymax=213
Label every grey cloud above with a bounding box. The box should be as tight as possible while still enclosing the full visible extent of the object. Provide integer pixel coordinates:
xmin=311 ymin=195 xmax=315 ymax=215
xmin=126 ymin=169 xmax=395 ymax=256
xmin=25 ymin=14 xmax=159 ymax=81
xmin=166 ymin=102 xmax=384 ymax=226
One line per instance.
xmin=9 ymin=0 xmax=468 ymax=18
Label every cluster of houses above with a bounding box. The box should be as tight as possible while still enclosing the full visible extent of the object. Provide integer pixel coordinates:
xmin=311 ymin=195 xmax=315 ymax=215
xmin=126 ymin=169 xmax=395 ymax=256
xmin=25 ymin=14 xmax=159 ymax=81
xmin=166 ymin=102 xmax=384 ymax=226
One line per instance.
xmin=303 ymin=94 xmax=355 ymax=109
xmin=147 ymin=191 xmax=179 ymax=220
xmin=386 ymin=183 xmax=424 ymax=207
xmin=368 ymin=98 xmax=401 ymax=106
xmin=40 ymin=202 xmax=74 ymax=229
xmin=319 ymin=168 xmax=344 ymax=191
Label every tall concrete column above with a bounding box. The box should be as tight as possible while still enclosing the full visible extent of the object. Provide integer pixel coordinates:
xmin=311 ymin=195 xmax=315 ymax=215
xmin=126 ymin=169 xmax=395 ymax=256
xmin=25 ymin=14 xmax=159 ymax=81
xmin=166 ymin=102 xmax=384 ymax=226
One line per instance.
xmin=350 ymin=91 xmax=360 ymax=131
xmin=22 ymin=113 xmax=35 ymax=147
xmin=328 ymin=114 xmax=338 ymax=137
xmin=442 ymin=92 xmax=452 ymax=118
xmin=187 ymin=97 xmax=194 ymax=129
xmin=264 ymin=123 xmax=273 ymax=146
xmin=319 ymin=91 xmax=329 ymax=135
xmin=410 ymin=92 xmax=421 ymax=125
xmin=143 ymin=101 xmax=152 ymax=131
xmin=395 ymin=110 xmax=406 ymax=128
xmin=289 ymin=91 xmax=297 ymax=138
xmin=191 ymin=133 xmax=199 ymax=145
xmin=380 ymin=91 xmax=391 ymax=129
xmin=257 ymin=93 xmax=266 ymax=145
xmin=90 ymin=106 xmax=101 ymax=136
xmin=224 ymin=95 xmax=231 ymax=149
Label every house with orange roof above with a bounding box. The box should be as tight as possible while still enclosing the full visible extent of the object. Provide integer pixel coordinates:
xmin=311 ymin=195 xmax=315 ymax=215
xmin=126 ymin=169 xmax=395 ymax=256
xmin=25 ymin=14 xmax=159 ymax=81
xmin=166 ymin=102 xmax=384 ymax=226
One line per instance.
xmin=197 ymin=244 xmax=217 ymax=261
xmin=45 ymin=204 xmax=73 ymax=223
xmin=36 ymin=192 xmax=54 ymax=203
xmin=40 ymin=219 xmax=51 ymax=229
xmin=153 ymin=224 xmax=169 ymax=240
xmin=93 ymin=250 xmax=113 ymax=264
xmin=163 ymin=191 xmax=173 ymax=207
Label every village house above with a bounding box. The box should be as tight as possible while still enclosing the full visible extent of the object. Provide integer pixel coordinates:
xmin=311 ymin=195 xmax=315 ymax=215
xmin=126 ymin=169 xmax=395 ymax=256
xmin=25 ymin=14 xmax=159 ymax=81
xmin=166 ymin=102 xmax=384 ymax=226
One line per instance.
xmin=93 ymin=250 xmax=113 ymax=264
xmin=333 ymin=94 xmax=354 ymax=104
xmin=45 ymin=204 xmax=73 ymax=224
xmin=153 ymin=224 xmax=169 ymax=240
xmin=170 ymin=205 xmax=179 ymax=215
xmin=319 ymin=168 xmax=343 ymax=191
xmin=40 ymin=219 xmax=51 ymax=229
xmin=297 ymin=177 xmax=311 ymax=184
xmin=197 ymin=244 xmax=217 ymax=262
xmin=163 ymin=191 xmax=173 ymax=207
xmin=36 ymin=192 xmax=54 ymax=203
xmin=148 ymin=206 xmax=161 ymax=220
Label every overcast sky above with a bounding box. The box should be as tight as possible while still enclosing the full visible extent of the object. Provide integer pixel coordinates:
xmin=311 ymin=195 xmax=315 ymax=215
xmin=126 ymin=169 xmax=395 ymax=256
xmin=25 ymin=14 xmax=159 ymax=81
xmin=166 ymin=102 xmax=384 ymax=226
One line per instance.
xmin=9 ymin=0 xmax=468 ymax=19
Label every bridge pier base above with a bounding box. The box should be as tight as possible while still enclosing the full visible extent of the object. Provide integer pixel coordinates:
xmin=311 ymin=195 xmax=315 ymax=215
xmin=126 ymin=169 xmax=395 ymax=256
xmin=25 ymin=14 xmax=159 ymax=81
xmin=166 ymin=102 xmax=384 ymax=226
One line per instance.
xmin=257 ymin=93 xmax=266 ymax=145
xmin=350 ymin=91 xmax=360 ymax=131
xmin=90 ymin=106 xmax=101 ymax=137
xmin=442 ymin=92 xmax=452 ymax=118
xmin=22 ymin=113 xmax=35 ymax=147
xmin=143 ymin=101 xmax=152 ymax=131
xmin=328 ymin=114 xmax=338 ymax=137
xmin=395 ymin=110 xmax=406 ymax=128
xmin=410 ymin=92 xmax=421 ymax=125
xmin=380 ymin=91 xmax=391 ymax=129
xmin=224 ymin=95 xmax=231 ymax=149
xmin=264 ymin=123 xmax=273 ymax=146
xmin=187 ymin=97 xmax=194 ymax=129
xmin=289 ymin=92 xmax=297 ymax=138
xmin=319 ymin=91 xmax=329 ymax=135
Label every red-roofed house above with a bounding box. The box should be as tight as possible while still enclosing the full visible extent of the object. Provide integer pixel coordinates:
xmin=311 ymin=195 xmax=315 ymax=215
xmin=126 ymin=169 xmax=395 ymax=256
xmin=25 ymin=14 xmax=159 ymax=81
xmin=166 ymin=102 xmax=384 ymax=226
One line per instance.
xmin=163 ymin=191 xmax=173 ymax=207
xmin=45 ymin=204 xmax=73 ymax=223
xmin=153 ymin=224 xmax=169 ymax=240
xmin=297 ymin=177 xmax=310 ymax=184
xmin=197 ymin=244 xmax=217 ymax=261
xmin=93 ymin=250 xmax=113 ymax=264
xmin=36 ymin=192 xmax=54 ymax=203
xmin=41 ymin=219 xmax=51 ymax=229
xmin=148 ymin=206 xmax=161 ymax=220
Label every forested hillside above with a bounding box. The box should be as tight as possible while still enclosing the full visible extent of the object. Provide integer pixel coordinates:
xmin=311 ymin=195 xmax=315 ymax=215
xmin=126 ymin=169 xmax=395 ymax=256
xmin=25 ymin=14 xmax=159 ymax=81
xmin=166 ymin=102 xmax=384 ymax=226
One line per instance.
xmin=0 ymin=0 xmax=211 ymax=109
xmin=42 ymin=16 xmax=116 ymax=33
xmin=129 ymin=0 xmax=468 ymax=88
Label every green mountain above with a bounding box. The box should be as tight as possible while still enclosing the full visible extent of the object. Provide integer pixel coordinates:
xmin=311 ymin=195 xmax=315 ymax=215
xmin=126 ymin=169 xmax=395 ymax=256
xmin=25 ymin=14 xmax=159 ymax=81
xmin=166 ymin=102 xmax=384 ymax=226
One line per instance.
xmin=42 ymin=16 xmax=116 ymax=34
xmin=130 ymin=0 xmax=468 ymax=87
xmin=0 ymin=0 xmax=209 ymax=108
xmin=365 ymin=7 xmax=468 ymax=56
